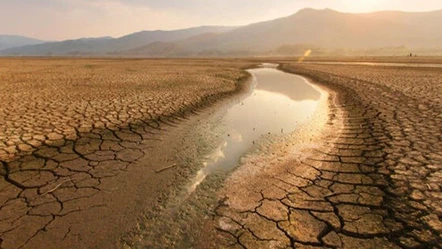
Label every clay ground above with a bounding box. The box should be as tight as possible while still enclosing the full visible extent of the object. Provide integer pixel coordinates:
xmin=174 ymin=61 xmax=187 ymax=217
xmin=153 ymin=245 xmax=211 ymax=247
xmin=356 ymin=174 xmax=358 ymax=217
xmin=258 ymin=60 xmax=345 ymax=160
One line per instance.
xmin=203 ymin=62 xmax=442 ymax=248
xmin=0 ymin=57 xmax=441 ymax=249
xmin=0 ymin=58 xmax=254 ymax=249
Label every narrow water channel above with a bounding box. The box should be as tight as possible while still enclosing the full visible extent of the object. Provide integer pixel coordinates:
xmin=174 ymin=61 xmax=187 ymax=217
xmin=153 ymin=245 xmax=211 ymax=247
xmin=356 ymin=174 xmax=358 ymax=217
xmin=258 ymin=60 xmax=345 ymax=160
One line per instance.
xmin=189 ymin=65 xmax=322 ymax=192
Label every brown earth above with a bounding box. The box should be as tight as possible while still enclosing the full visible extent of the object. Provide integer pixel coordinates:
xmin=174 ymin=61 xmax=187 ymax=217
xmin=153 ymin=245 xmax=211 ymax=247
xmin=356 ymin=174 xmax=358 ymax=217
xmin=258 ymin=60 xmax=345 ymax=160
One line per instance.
xmin=0 ymin=58 xmax=252 ymax=162
xmin=1 ymin=58 xmax=442 ymax=249
xmin=0 ymin=58 xmax=254 ymax=249
xmin=204 ymin=62 xmax=442 ymax=248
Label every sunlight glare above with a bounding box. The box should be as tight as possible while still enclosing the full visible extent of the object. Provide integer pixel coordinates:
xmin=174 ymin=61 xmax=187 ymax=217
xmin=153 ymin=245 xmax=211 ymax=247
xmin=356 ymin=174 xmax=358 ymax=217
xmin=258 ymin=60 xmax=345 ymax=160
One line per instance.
xmin=340 ymin=0 xmax=384 ymax=12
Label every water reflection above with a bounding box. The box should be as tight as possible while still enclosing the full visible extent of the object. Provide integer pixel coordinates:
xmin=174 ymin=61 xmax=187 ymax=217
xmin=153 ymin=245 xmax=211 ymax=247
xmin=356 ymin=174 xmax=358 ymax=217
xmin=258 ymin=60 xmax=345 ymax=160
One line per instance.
xmin=188 ymin=67 xmax=321 ymax=193
xmin=253 ymin=68 xmax=321 ymax=101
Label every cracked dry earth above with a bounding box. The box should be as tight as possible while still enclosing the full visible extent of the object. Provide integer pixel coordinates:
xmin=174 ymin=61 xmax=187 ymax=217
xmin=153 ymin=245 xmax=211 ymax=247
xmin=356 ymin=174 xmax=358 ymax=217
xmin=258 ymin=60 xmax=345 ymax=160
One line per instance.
xmin=0 ymin=58 xmax=251 ymax=249
xmin=204 ymin=63 xmax=442 ymax=248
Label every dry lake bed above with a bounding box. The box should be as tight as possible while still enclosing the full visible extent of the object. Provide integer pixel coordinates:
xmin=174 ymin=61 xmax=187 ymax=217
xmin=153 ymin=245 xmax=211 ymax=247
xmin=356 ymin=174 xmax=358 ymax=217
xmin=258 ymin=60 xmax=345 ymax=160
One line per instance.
xmin=0 ymin=57 xmax=441 ymax=248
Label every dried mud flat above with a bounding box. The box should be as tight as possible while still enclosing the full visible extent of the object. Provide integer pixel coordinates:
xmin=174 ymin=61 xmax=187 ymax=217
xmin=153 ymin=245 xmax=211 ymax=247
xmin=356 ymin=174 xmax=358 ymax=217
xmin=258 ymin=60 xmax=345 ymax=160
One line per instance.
xmin=0 ymin=58 xmax=252 ymax=249
xmin=0 ymin=58 xmax=251 ymax=162
xmin=1 ymin=58 xmax=441 ymax=249
xmin=205 ymin=63 xmax=442 ymax=248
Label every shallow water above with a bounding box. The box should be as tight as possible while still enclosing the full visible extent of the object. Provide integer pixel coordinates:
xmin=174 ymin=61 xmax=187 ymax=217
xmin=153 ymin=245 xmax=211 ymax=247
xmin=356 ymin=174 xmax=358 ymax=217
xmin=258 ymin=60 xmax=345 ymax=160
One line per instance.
xmin=189 ymin=66 xmax=322 ymax=192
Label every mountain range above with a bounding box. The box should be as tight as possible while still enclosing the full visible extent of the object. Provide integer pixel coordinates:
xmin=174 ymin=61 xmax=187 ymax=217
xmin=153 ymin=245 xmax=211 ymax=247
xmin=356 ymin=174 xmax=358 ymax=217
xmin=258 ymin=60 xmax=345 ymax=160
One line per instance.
xmin=1 ymin=8 xmax=442 ymax=56
xmin=0 ymin=35 xmax=44 ymax=51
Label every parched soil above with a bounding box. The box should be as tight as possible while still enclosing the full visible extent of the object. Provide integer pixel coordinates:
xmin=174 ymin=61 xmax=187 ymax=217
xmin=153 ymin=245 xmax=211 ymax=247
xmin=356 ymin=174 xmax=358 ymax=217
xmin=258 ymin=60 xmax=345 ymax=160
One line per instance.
xmin=1 ymin=58 xmax=441 ymax=249
xmin=0 ymin=58 xmax=253 ymax=249
xmin=206 ymin=63 xmax=442 ymax=248
xmin=0 ymin=58 xmax=250 ymax=162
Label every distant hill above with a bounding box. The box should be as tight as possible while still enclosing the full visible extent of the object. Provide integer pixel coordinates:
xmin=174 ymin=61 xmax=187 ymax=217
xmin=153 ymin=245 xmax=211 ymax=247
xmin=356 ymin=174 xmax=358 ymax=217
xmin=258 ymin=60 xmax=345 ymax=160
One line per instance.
xmin=221 ymin=8 xmax=442 ymax=50
xmin=2 ymin=9 xmax=442 ymax=56
xmin=0 ymin=35 xmax=44 ymax=50
xmin=124 ymin=8 xmax=442 ymax=56
xmin=0 ymin=26 xmax=236 ymax=56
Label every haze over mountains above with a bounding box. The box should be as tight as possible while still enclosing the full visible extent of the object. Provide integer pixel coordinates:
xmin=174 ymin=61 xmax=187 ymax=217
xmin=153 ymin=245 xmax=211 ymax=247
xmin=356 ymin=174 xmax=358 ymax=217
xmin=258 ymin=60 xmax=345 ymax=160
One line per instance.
xmin=0 ymin=26 xmax=235 ymax=56
xmin=2 ymin=8 xmax=442 ymax=56
xmin=0 ymin=35 xmax=44 ymax=51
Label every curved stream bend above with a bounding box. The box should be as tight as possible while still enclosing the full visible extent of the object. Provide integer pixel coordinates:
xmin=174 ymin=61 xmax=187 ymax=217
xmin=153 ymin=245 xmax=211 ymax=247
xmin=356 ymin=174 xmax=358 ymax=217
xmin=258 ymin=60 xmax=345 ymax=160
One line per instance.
xmin=189 ymin=65 xmax=323 ymax=192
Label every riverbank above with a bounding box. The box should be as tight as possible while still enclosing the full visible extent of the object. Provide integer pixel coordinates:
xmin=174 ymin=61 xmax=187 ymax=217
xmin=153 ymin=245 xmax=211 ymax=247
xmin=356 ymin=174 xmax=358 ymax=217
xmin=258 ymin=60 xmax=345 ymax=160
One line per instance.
xmin=198 ymin=62 xmax=441 ymax=248
xmin=0 ymin=58 xmax=254 ymax=249
xmin=281 ymin=63 xmax=442 ymax=247
xmin=197 ymin=68 xmax=338 ymax=248
xmin=123 ymin=65 xmax=328 ymax=248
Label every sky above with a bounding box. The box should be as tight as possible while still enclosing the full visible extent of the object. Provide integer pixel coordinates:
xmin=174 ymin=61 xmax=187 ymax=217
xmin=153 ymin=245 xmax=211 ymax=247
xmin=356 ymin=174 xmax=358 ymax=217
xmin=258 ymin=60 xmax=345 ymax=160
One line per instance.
xmin=1 ymin=0 xmax=442 ymax=41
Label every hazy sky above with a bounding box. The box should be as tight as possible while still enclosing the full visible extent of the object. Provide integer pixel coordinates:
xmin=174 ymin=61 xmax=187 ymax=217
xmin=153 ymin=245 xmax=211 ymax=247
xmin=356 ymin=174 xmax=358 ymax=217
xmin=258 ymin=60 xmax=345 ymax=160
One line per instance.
xmin=1 ymin=0 xmax=442 ymax=40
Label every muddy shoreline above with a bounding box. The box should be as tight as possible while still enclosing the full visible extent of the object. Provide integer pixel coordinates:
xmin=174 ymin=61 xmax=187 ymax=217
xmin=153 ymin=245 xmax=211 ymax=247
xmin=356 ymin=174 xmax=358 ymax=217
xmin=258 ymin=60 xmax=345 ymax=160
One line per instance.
xmin=119 ymin=72 xmax=258 ymax=248
xmin=123 ymin=65 xmax=329 ymax=248
xmin=200 ymin=62 xmax=440 ymax=248
xmin=0 ymin=59 xmax=254 ymax=249
xmin=176 ymin=62 xmax=441 ymax=248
